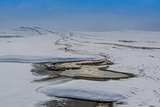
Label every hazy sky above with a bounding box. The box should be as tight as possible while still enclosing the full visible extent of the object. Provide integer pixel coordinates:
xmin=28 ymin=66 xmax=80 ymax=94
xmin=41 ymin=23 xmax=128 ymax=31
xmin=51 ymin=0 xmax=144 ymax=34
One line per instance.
xmin=0 ymin=0 xmax=160 ymax=31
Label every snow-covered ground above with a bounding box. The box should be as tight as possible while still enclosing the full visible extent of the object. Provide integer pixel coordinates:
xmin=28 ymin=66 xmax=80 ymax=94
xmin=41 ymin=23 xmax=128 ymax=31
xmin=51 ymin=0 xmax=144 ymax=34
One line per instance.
xmin=0 ymin=27 xmax=160 ymax=107
xmin=0 ymin=63 xmax=49 ymax=107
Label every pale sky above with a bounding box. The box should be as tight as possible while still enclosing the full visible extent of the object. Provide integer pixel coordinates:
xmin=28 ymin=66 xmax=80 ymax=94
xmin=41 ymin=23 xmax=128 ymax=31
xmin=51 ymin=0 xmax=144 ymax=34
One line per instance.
xmin=0 ymin=0 xmax=160 ymax=31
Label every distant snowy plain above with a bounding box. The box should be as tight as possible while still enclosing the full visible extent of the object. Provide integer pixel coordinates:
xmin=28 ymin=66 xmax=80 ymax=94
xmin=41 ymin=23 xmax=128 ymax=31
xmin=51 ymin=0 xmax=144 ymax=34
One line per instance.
xmin=0 ymin=27 xmax=160 ymax=107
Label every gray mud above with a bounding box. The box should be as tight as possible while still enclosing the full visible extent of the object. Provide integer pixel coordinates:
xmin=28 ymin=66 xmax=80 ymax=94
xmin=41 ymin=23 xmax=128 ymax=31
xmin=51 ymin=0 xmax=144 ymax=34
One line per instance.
xmin=36 ymin=98 xmax=115 ymax=107
xmin=32 ymin=58 xmax=134 ymax=81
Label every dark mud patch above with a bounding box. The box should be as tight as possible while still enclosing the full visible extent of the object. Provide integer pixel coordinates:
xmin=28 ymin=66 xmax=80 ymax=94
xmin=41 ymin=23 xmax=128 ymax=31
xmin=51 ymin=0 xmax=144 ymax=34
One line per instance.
xmin=119 ymin=40 xmax=137 ymax=43
xmin=17 ymin=27 xmax=42 ymax=35
xmin=32 ymin=58 xmax=134 ymax=81
xmin=97 ymin=42 xmax=160 ymax=50
xmin=36 ymin=98 xmax=115 ymax=107
xmin=33 ymin=27 xmax=59 ymax=34
xmin=0 ymin=35 xmax=23 ymax=38
xmin=67 ymin=37 xmax=160 ymax=50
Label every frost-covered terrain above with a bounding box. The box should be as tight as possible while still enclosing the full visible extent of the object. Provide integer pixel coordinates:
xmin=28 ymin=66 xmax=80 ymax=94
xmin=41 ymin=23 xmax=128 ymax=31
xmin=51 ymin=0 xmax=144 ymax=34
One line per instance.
xmin=0 ymin=27 xmax=160 ymax=107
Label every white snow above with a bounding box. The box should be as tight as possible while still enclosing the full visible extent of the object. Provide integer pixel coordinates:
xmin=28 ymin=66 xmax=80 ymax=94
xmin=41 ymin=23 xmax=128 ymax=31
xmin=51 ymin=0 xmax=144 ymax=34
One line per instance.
xmin=0 ymin=27 xmax=96 ymax=63
xmin=0 ymin=63 xmax=49 ymax=107
xmin=0 ymin=28 xmax=160 ymax=107
xmin=40 ymin=30 xmax=160 ymax=107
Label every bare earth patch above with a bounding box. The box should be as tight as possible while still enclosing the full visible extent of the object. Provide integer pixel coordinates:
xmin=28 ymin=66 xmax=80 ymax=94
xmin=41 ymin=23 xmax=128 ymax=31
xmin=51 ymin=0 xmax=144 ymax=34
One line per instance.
xmin=36 ymin=98 xmax=115 ymax=107
xmin=32 ymin=58 xmax=134 ymax=81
